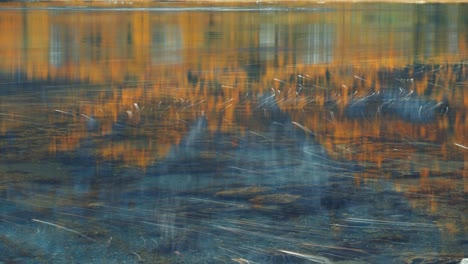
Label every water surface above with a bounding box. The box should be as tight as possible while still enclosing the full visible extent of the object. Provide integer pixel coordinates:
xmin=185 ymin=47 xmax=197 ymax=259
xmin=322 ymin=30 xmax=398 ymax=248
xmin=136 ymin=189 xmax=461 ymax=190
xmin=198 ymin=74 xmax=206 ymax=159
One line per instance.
xmin=0 ymin=3 xmax=467 ymax=263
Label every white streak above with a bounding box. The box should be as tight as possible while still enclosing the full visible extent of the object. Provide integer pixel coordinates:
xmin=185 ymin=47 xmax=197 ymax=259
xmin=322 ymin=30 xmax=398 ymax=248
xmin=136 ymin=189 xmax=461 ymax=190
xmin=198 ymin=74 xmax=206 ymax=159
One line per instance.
xmin=54 ymin=109 xmax=74 ymax=116
xmin=32 ymin=219 xmax=96 ymax=242
xmin=454 ymin=143 xmax=468 ymax=150
xmin=277 ymin=250 xmax=333 ymax=264
xmin=292 ymin=122 xmax=315 ymax=135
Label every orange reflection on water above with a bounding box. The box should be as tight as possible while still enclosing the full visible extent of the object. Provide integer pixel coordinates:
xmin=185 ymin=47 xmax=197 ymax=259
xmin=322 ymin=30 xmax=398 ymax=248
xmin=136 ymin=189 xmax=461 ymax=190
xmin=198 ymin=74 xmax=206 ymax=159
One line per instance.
xmin=0 ymin=5 xmax=467 ymax=226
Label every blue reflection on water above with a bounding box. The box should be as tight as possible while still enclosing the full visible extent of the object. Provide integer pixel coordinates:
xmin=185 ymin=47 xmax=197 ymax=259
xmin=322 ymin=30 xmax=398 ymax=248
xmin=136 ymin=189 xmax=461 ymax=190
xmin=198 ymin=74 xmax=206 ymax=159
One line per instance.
xmin=0 ymin=87 xmax=446 ymax=263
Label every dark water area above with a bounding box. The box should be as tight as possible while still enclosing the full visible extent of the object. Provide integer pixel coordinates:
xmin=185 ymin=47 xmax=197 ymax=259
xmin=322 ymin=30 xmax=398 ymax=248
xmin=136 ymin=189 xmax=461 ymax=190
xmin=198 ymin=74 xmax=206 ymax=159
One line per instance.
xmin=0 ymin=3 xmax=467 ymax=263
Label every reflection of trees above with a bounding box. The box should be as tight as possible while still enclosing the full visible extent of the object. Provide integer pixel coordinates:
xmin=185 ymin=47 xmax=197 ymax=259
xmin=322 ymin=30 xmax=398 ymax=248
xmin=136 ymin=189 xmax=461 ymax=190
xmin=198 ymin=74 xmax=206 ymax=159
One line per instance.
xmin=1 ymin=6 xmax=465 ymax=82
xmin=0 ymin=6 xmax=466 ymax=219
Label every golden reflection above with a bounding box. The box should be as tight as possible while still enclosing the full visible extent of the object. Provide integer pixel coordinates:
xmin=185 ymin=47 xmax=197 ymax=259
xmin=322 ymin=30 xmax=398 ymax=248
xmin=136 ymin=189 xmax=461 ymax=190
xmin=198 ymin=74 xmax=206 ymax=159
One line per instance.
xmin=0 ymin=5 xmax=467 ymax=235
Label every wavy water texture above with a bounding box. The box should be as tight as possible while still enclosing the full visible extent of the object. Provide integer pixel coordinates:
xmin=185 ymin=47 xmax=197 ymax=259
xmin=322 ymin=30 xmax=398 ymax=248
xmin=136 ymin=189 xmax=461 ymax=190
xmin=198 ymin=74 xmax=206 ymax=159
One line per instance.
xmin=0 ymin=4 xmax=467 ymax=263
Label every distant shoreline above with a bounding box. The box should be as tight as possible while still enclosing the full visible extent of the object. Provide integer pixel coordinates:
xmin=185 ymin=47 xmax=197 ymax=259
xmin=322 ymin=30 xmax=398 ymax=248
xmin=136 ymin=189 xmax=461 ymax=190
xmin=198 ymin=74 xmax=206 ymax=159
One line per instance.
xmin=0 ymin=0 xmax=465 ymax=13
xmin=0 ymin=0 xmax=466 ymax=7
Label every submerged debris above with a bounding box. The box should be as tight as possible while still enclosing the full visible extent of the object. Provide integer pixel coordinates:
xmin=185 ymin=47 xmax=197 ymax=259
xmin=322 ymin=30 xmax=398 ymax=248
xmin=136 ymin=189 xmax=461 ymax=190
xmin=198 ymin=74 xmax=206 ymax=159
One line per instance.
xmin=249 ymin=194 xmax=301 ymax=205
xmin=215 ymin=187 xmax=271 ymax=199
